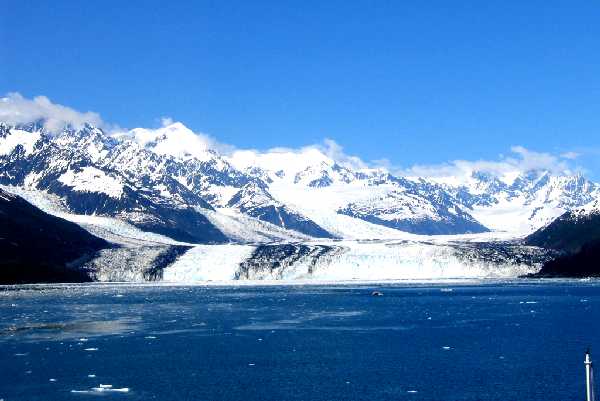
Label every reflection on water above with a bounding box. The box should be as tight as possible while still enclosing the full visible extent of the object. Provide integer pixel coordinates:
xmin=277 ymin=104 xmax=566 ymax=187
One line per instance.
xmin=1 ymin=318 xmax=139 ymax=342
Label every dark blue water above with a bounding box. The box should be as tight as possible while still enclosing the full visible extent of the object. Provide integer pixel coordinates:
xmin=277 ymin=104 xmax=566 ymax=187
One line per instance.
xmin=1 ymin=281 xmax=599 ymax=400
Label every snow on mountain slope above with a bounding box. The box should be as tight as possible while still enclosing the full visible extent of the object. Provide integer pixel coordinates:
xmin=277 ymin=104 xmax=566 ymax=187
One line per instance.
xmin=0 ymin=185 xmax=185 ymax=246
xmin=227 ymin=181 xmax=335 ymax=238
xmin=2 ymin=120 xmax=598 ymax=241
xmin=264 ymin=181 xmax=416 ymax=239
xmin=58 ymin=166 xmax=124 ymax=199
xmin=576 ymin=198 xmax=600 ymax=217
xmin=455 ymin=171 xmax=600 ymax=234
xmin=0 ymin=128 xmax=41 ymax=156
xmin=0 ymin=124 xmax=231 ymax=243
xmin=202 ymin=207 xmax=312 ymax=243
xmin=231 ymin=143 xmax=599 ymax=236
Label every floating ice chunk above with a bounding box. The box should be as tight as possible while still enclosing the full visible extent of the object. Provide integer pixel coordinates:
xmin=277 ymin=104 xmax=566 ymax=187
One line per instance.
xmin=407 ymin=390 xmax=418 ymax=393
xmin=92 ymin=385 xmax=130 ymax=393
xmin=84 ymin=348 xmax=99 ymax=351
xmin=14 ymin=353 xmax=28 ymax=356
xmin=88 ymin=374 xmax=96 ymax=378
xmin=442 ymin=346 xmax=451 ymax=350
xmin=71 ymin=385 xmax=130 ymax=394
xmin=440 ymin=288 xmax=453 ymax=292
xmin=145 ymin=336 xmax=157 ymax=339
xmin=49 ymin=379 xmax=57 ymax=382
xmin=525 ymin=301 xmax=537 ymax=304
xmin=248 ymin=363 xmax=255 ymax=366
xmin=79 ymin=338 xmax=88 ymax=342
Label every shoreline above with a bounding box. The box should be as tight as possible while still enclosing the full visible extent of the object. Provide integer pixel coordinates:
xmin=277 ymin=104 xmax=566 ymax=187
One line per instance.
xmin=1 ymin=276 xmax=598 ymax=290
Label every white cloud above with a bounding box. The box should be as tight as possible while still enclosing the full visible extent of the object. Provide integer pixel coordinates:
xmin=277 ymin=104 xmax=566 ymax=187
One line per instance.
xmin=160 ymin=117 xmax=174 ymax=126
xmin=313 ymin=138 xmax=368 ymax=170
xmin=0 ymin=92 xmax=105 ymax=132
xmin=227 ymin=138 xmax=371 ymax=177
xmin=400 ymin=146 xmax=579 ymax=186
xmin=0 ymin=93 xmax=587 ymax=182
xmin=560 ymin=151 xmax=580 ymax=160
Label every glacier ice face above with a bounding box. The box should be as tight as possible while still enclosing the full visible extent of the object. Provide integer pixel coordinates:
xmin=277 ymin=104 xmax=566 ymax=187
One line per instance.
xmin=162 ymin=240 xmax=552 ymax=283
xmin=163 ymin=245 xmax=256 ymax=282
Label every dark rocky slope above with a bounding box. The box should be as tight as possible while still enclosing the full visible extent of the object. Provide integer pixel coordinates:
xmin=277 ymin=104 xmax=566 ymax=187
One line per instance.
xmin=0 ymin=188 xmax=110 ymax=284
xmin=526 ymin=210 xmax=600 ymax=253
xmin=526 ymin=204 xmax=600 ymax=277
xmin=531 ymin=240 xmax=600 ymax=278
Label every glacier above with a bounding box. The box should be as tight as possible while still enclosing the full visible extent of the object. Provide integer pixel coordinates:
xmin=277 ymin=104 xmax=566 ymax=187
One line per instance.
xmin=163 ymin=239 xmax=551 ymax=283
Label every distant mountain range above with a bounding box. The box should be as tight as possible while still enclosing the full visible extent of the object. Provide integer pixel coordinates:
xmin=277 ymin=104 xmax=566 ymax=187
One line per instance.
xmin=1 ymin=121 xmax=599 ymax=244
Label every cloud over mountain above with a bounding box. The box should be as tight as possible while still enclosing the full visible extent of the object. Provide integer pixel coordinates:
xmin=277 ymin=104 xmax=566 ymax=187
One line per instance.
xmin=0 ymin=93 xmax=105 ymax=132
xmin=401 ymin=146 xmax=582 ymax=186
xmin=0 ymin=93 xmax=584 ymax=182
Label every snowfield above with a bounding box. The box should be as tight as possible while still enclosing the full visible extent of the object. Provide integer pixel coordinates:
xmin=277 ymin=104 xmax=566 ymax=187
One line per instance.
xmin=58 ymin=167 xmax=124 ymax=199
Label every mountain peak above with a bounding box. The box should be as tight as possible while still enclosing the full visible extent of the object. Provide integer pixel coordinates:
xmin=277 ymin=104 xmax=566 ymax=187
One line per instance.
xmin=127 ymin=122 xmax=214 ymax=162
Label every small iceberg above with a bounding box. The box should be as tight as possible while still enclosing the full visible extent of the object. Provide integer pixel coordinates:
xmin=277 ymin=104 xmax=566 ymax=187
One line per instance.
xmin=71 ymin=384 xmax=130 ymax=394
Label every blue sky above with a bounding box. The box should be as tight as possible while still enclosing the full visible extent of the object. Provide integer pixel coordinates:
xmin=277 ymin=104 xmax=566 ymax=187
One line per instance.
xmin=1 ymin=1 xmax=599 ymax=176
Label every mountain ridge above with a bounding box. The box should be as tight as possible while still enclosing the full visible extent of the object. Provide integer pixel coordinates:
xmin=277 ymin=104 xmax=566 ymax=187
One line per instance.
xmin=1 ymin=121 xmax=598 ymax=243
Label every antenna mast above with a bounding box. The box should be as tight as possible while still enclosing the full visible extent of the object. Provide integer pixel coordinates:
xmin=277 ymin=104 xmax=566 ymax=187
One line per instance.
xmin=586 ymin=349 xmax=595 ymax=401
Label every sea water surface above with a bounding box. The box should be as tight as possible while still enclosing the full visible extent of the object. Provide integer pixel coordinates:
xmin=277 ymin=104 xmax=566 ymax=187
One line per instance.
xmin=1 ymin=280 xmax=599 ymax=400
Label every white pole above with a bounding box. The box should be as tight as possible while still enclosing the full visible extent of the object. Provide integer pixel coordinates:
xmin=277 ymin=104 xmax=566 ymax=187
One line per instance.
xmin=586 ymin=350 xmax=595 ymax=401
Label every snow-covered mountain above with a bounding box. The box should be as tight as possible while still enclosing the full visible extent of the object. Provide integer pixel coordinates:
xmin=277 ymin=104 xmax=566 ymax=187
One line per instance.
xmin=1 ymin=120 xmax=598 ymax=244
xmin=526 ymin=197 xmax=600 ymax=253
xmin=444 ymin=170 xmax=600 ymax=233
